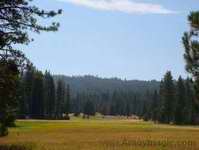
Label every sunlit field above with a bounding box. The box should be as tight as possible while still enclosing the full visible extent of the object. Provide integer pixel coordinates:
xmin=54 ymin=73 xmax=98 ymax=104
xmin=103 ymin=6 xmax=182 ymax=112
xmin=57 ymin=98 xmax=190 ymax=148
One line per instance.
xmin=0 ymin=117 xmax=199 ymax=150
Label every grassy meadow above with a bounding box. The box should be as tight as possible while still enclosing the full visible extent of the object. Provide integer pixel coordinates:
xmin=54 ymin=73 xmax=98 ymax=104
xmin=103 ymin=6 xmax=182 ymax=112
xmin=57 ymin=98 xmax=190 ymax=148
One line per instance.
xmin=0 ymin=117 xmax=199 ymax=150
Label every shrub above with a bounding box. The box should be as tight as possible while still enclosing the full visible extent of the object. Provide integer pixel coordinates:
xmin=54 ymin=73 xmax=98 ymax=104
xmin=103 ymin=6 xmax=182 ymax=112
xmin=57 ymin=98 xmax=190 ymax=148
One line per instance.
xmin=6 ymin=113 xmax=16 ymax=127
xmin=0 ymin=123 xmax=8 ymax=137
xmin=63 ymin=114 xmax=70 ymax=120
xmin=0 ymin=144 xmax=34 ymax=150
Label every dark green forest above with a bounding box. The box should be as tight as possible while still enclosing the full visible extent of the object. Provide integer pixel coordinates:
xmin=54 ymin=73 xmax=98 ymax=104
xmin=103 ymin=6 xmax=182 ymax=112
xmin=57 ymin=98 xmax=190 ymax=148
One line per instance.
xmin=18 ymin=69 xmax=197 ymax=126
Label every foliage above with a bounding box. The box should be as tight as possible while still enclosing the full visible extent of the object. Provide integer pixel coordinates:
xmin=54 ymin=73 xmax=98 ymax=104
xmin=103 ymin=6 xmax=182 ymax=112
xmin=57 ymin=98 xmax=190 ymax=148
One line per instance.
xmin=56 ymin=79 xmax=65 ymax=119
xmin=0 ymin=0 xmax=62 ymax=65
xmin=183 ymin=12 xmax=199 ymax=77
xmin=0 ymin=143 xmax=34 ymax=150
xmin=0 ymin=60 xmax=19 ymax=136
xmin=65 ymin=84 xmax=70 ymax=115
xmin=17 ymin=71 xmax=198 ymax=125
xmin=83 ymin=100 xmax=95 ymax=118
xmin=0 ymin=0 xmax=61 ymax=136
xmin=182 ymin=11 xmax=199 ymax=124
xmin=43 ymin=71 xmax=55 ymax=119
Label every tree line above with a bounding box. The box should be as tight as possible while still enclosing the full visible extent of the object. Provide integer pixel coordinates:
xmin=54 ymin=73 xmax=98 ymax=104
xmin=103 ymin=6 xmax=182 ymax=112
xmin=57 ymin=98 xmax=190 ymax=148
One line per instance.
xmin=18 ymin=67 xmax=70 ymax=120
xmin=17 ymin=66 xmax=157 ymax=120
xmin=17 ymin=69 xmax=198 ymax=125
xmin=62 ymin=71 xmax=197 ymax=125
xmin=142 ymin=72 xmax=197 ymax=125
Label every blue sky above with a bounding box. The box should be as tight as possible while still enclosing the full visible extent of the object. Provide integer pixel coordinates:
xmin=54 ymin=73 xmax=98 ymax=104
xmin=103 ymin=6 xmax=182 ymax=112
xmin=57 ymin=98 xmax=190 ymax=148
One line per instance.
xmin=22 ymin=0 xmax=199 ymax=80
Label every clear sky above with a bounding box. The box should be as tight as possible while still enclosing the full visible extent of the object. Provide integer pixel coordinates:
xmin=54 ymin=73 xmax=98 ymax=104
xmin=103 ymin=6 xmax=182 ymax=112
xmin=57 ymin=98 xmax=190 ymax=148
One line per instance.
xmin=22 ymin=0 xmax=199 ymax=80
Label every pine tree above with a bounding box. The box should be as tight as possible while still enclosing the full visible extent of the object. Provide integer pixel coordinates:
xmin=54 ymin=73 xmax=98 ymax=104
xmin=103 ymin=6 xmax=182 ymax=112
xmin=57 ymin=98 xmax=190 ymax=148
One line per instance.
xmin=31 ymin=71 xmax=44 ymax=119
xmin=125 ymin=99 xmax=131 ymax=118
xmin=18 ymin=73 xmax=26 ymax=119
xmin=23 ymin=66 xmax=35 ymax=118
xmin=184 ymin=78 xmax=194 ymax=124
xmin=48 ymin=74 xmax=56 ymax=118
xmin=160 ymin=71 xmax=176 ymax=124
xmin=0 ymin=0 xmax=61 ymax=136
xmin=100 ymin=92 xmax=110 ymax=115
xmin=0 ymin=0 xmax=61 ymax=64
xmin=83 ymin=100 xmax=95 ymax=119
xmin=64 ymin=84 xmax=70 ymax=120
xmin=175 ymin=76 xmax=186 ymax=124
xmin=73 ymin=93 xmax=81 ymax=116
xmin=43 ymin=71 xmax=55 ymax=119
xmin=182 ymin=11 xmax=199 ymax=123
xmin=158 ymin=80 xmax=164 ymax=122
xmin=0 ymin=60 xmax=19 ymax=136
xmin=110 ymin=91 xmax=117 ymax=115
xmin=151 ymin=90 xmax=160 ymax=122
xmin=183 ymin=12 xmax=199 ymax=77
xmin=193 ymin=78 xmax=199 ymax=123
xmin=132 ymin=94 xmax=138 ymax=115
xmin=56 ymin=80 xmax=65 ymax=119
xmin=142 ymin=101 xmax=148 ymax=121
xmin=142 ymin=90 xmax=152 ymax=121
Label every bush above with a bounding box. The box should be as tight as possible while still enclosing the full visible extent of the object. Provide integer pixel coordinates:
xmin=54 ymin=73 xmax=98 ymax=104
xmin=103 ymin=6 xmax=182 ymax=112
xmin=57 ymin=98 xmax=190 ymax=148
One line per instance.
xmin=74 ymin=112 xmax=80 ymax=117
xmin=63 ymin=114 xmax=70 ymax=120
xmin=0 ymin=144 xmax=34 ymax=150
xmin=0 ymin=123 xmax=8 ymax=137
xmin=6 ymin=113 xmax=16 ymax=127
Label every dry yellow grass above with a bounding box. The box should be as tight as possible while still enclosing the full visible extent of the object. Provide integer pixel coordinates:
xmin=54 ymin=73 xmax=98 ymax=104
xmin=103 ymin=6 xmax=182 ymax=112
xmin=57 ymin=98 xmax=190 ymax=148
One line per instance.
xmin=0 ymin=117 xmax=199 ymax=150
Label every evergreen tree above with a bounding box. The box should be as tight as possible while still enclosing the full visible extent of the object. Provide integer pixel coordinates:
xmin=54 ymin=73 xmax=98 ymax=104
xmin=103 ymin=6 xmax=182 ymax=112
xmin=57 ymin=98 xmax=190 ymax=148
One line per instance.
xmin=142 ymin=90 xmax=152 ymax=121
xmin=65 ymin=84 xmax=70 ymax=114
xmin=100 ymin=92 xmax=110 ymax=115
xmin=0 ymin=60 xmax=19 ymax=136
xmin=43 ymin=71 xmax=55 ymax=118
xmin=31 ymin=71 xmax=44 ymax=119
xmin=182 ymin=11 xmax=199 ymax=123
xmin=175 ymin=76 xmax=186 ymax=124
xmin=83 ymin=100 xmax=95 ymax=119
xmin=158 ymin=80 xmax=165 ymax=122
xmin=56 ymin=79 xmax=65 ymax=119
xmin=73 ymin=93 xmax=81 ymax=116
xmin=132 ymin=94 xmax=138 ymax=115
xmin=23 ymin=66 xmax=35 ymax=118
xmin=151 ymin=90 xmax=160 ymax=122
xmin=142 ymin=101 xmax=148 ymax=121
xmin=0 ymin=0 xmax=61 ymax=64
xmin=184 ymin=78 xmax=194 ymax=124
xmin=18 ymin=73 xmax=26 ymax=119
xmin=160 ymin=71 xmax=176 ymax=124
xmin=125 ymin=99 xmax=131 ymax=118
xmin=183 ymin=12 xmax=199 ymax=77
xmin=0 ymin=0 xmax=61 ymax=136
xmin=193 ymin=78 xmax=199 ymax=123
xmin=110 ymin=91 xmax=117 ymax=115
xmin=64 ymin=84 xmax=70 ymax=119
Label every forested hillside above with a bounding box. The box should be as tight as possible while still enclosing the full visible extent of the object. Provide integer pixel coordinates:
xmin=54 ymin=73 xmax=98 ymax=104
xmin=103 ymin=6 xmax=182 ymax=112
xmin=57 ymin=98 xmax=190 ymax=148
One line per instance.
xmin=18 ymin=71 xmax=160 ymax=120
xmin=53 ymin=75 xmax=160 ymax=118
xmin=17 ymin=71 xmax=196 ymax=125
xmin=53 ymin=75 xmax=160 ymax=95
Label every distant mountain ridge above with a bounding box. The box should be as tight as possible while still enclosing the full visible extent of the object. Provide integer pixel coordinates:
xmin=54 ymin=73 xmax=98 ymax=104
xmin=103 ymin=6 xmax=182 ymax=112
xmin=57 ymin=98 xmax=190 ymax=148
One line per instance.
xmin=53 ymin=75 xmax=160 ymax=96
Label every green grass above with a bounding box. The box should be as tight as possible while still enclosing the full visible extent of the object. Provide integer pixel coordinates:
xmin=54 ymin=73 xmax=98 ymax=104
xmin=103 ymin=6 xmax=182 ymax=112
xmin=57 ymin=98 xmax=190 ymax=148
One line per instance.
xmin=0 ymin=117 xmax=199 ymax=150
